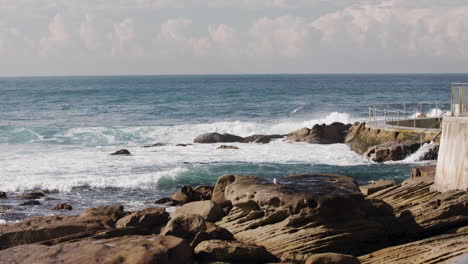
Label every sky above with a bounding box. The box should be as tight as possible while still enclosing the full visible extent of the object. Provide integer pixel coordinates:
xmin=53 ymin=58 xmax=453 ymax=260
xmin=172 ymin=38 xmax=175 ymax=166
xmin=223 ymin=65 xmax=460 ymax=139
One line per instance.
xmin=0 ymin=0 xmax=467 ymax=76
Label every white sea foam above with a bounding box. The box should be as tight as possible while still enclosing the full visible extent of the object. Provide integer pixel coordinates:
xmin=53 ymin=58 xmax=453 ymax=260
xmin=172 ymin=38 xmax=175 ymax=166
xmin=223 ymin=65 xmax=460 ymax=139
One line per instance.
xmin=409 ymin=108 xmax=450 ymax=119
xmin=0 ymin=219 xmax=6 ymax=224
xmin=0 ymin=112 xmax=368 ymax=192
xmin=50 ymin=112 xmax=357 ymax=146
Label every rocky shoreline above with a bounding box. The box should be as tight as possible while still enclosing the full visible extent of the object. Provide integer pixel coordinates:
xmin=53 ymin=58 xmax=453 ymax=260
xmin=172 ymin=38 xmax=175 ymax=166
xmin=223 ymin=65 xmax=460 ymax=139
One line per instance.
xmin=0 ymin=165 xmax=466 ymax=263
xmin=191 ymin=121 xmax=440 ymax=163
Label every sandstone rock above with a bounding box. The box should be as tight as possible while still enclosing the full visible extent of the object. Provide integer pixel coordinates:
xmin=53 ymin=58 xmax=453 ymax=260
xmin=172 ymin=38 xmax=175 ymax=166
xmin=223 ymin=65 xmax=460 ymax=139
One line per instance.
xmin=194 ymin=239 xmax=277 ymax=263
xmin=368 ymin=166 xmax=468 ymax=237
xmin=243 ymin=134 xmax=284 ymax=144
xmin=0 ymin=192 xmax=6 ymax=199
xmin=195 ymin=133 xmax=244 ymax=144
xmin=172 ymin=185 xmax=213 ymax=205
xmin=359 ymin=232 xmax=468 ymax=264
xmin=193 ymin=185 xmax=214 ymax=200
xmin=214 ymin=174 xmax=399 ymax=256
xmin=174 ymin=201 xmax=225 ymax=222
xmin=163 ymin=214 xmax=206 ymax=240
xmin=50 ymin=203 xmax=73 ymax=211
xmin=359 ymin=179 xmax=396 ymax=196
xmin=110 ymin=149 xmax=131 ymax=155
xmin=217 ymin=145 xmax=239 ymax=150
xmin=0 ymin=235 xmax=192 ymax=264
xmin=115 ymin=207 xmax=169 ymax=230
xmin=191 ymin=222 xmax=235 ymax=248
xmin=286 ymin=123 xmax=351 ymax=144
xmin=305 ymin=253 xmax=360 ymax=264
xmin=20 ymin=200 xmax=41 ymax=206
xmin=0 ymin=209 xmax=121 ymax=250
xmin=154 ymin=197 xmax=175 ymax=205
xmin=80 ymin=205 xmax=127 ymax=225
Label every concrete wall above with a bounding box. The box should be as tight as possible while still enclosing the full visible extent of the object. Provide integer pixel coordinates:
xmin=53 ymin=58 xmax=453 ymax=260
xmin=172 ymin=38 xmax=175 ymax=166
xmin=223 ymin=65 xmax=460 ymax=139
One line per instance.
xmin=386 ymin=117 xmax=442 ymax=129
xmin=435 ymin=117 xmax=468 ymax=192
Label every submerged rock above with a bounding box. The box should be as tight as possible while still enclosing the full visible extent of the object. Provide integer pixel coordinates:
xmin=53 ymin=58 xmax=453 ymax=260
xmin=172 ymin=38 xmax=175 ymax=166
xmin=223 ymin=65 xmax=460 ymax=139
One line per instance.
xmin=242 ymin=134 xmax=284 ymax=144
xmin=0 ymin=235 xmax=192 ymax=264
xmin=50 ymin=203 xmax=73 ymax=211
xmin=285 ymin=122 xmax=351 ymax=144
xmin=19 ymin=200 xmax=41 ymax=206
xmin=194 ymin=133 xmax=244 ymax=144
xmin=110 ymin=149 xmax=131 ymax=155
xmin=217 ymin=145 xmax=239 ymax=150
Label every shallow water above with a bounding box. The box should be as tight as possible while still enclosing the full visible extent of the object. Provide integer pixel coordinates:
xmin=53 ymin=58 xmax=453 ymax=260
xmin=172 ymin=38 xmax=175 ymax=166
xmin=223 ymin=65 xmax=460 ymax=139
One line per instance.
xmin=1 ymin=74 xmax=465 ymax=221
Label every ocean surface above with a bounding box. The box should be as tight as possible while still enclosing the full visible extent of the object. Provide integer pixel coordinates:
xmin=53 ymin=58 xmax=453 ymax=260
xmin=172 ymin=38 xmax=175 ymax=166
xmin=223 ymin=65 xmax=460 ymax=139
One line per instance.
xmin=1 ymin=74 xmax=468 ymax=222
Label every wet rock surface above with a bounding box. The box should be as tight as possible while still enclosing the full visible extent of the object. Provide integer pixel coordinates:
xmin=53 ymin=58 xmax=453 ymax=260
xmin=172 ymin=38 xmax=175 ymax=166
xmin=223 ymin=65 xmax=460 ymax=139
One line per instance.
xmin=115 ymin=207 xmax=168 ymax=230
xmin=110 ymin=149 xmax=131 ymax=155
xmin=286 ymin=122 xmax=351 ymax=144
xmin=50 ymin=203 xmax=73 ymax=210
xmin=217 ymin=145 xmax=239 ymax=150
xmin=345 ymin=122 xmax=440 ymax=162
xmin=195 ymin=133 xmax=244 ymax=144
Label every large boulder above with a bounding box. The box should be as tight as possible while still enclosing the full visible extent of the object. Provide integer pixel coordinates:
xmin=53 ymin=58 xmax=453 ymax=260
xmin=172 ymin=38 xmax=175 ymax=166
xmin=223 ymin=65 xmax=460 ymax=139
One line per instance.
xmin=174 ymin=201 xmax=225 ymax=222
xmin=194 ymin=133 xmax=244 ymax=144
xmin=0 ymin=235 xmax=192 ymax=264
xmin=162 ymin=214 xmax=207 ymax=241
xmin=213 ymin=174 xmax=400 ymax=256
xmin=285 ymin=123 xmax=351 ymax=144
xmin=0 ymin=205 xmax=126 ymax=250
xmin=115 ymin=207 xmax=169 ymax=230
xmin=194 ymin=239 xmax=277 ymax=263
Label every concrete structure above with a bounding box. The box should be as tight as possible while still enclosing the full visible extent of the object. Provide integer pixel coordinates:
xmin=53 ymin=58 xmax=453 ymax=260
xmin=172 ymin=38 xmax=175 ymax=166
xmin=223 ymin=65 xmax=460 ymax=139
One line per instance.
xmin=435 ymin=116 xmax=468 ymax=192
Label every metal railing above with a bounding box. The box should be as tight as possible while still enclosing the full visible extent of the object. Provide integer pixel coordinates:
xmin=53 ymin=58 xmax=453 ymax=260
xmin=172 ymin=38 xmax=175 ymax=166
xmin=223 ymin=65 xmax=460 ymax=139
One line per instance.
xmin=368 ymin=102 xmax=450 ymax=129
xmin=451 ymin=82 xmax=468 ymax=116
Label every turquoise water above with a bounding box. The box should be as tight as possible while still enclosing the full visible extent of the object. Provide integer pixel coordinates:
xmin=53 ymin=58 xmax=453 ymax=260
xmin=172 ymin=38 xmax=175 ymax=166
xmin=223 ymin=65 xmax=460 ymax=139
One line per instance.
xmin=1 ymin=74 xmax=467 ymax=220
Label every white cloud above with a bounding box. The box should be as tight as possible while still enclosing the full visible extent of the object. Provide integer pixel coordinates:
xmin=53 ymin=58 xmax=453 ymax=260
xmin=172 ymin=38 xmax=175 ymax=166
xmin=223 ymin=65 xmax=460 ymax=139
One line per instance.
xmin=0 ymin=24 xmax=32 ymax=57
xmin=39 ymin=14 xmax=69 ymax=57
xmin=311 ymin=0 xmax=468 ymax=59
xmin=249 ymin=16 xmax=313 ymax=58
xmin=79 ymin=14 xmax=103 ymax=51
xmin=111 ymin=18 xmax=142 ymax=56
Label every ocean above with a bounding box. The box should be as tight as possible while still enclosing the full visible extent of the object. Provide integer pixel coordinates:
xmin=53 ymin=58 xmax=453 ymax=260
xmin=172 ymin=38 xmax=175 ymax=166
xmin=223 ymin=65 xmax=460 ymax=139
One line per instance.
xmin=1 ymin=74 xmax=467 ymax=222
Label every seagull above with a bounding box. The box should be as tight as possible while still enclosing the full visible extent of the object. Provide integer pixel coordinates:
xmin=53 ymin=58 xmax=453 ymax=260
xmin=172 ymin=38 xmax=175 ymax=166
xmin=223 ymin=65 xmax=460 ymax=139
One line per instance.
xmin=273 ymin=178 xmax=278 ymax=185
